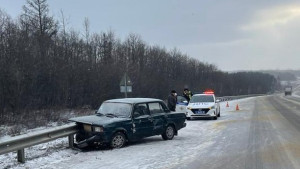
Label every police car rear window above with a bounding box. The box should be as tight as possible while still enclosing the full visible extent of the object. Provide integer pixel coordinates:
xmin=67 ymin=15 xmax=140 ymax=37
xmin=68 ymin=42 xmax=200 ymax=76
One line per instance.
xmin=190 ymin=95 xmax=214 ymax=103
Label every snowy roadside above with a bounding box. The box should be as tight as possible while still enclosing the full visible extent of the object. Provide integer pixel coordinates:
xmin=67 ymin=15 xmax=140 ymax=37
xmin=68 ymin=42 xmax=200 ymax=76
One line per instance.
xmin=291 ymin=78 xmax=300 ymax=97
xmin=0 ymin=109 xmax=94 ymax=140
xmin=292 ymin=85 xmax=300 ymax=98
xmin=292 ymin=93 xmax=300 ymax=98
xmin=0 ymin=97 xmax=255 ymax=169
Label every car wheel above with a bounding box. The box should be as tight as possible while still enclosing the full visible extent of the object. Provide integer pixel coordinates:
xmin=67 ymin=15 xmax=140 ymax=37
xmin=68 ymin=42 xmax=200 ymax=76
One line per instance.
xmin=110 ymin=132 xmax=126 ymax=148
xmin=162 ymin=125 xmax=175 ymax=140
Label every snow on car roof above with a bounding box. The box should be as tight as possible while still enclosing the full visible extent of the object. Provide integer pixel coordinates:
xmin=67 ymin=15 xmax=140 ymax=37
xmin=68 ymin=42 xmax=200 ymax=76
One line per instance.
xmin=193 ymin=93 xmax=215 ymax=96
xmin=105 ymin=98 xmax=162 ymax=104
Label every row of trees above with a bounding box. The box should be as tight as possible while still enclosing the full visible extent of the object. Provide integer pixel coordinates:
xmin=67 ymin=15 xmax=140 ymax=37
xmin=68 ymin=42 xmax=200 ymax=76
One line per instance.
xmin=0 ymin=0 xmax=277 ymax=116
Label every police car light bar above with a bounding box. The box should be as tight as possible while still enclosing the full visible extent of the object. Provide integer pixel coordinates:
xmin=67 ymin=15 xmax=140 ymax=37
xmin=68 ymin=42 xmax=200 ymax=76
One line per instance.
xmin=203 ymin=90 xmax=214 ymax=94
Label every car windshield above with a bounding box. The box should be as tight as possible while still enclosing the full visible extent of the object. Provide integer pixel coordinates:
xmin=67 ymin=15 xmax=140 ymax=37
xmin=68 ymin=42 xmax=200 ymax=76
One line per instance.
xmin=177 ymin=96 xmax=188 ymax=103
xmin=190 ymin=95 xmax=214 ymax=103
xmin=97 ymin=102 xmax=132 ymax=117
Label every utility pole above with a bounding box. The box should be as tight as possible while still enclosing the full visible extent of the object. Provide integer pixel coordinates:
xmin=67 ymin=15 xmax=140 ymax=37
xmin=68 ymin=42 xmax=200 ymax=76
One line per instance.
xmin=124 ymin=72 xmax=127 ymax=98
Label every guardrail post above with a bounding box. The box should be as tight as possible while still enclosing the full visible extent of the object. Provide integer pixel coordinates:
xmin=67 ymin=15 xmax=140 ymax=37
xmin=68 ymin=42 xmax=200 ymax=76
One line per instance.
xmin=68 ymin=134 xmax=74 ymax=148
xmin=17 ymin=149 xmax=25 ymax=163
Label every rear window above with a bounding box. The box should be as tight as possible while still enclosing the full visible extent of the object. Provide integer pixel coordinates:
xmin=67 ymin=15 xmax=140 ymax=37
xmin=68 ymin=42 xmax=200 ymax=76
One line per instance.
xmin=190 ymin=95 xmax=214 ymax=103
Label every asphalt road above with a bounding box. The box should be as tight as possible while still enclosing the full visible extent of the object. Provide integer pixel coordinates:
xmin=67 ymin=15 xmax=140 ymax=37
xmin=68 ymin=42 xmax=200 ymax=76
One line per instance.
xmin=180 ymin=95 xmax=300 ymax=169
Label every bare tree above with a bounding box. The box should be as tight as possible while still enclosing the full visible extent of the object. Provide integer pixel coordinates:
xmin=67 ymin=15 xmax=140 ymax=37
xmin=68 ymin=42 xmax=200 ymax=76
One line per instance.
xmin=0 ymin=1 xmax=278 ymax=126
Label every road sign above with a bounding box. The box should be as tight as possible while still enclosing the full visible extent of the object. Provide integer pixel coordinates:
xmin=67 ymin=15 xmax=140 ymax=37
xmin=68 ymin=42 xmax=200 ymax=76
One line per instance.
xmin=120 ymin=73 xmax=132 ymax=86
xmin=120 ymin=73 xmax=132 ymax=97
xmin=120 ymin=86 xmax=132 ymax=92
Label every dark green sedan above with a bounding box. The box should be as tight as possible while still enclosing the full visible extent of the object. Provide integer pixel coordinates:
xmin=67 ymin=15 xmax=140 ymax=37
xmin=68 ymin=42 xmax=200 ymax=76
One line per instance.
xmin=69 ymin=98 xmax=186 ymax=149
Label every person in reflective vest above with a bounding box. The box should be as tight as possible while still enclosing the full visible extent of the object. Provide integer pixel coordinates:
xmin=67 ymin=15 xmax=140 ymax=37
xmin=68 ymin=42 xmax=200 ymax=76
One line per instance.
xmin=183 ymin=88 xmax=193 ymax=102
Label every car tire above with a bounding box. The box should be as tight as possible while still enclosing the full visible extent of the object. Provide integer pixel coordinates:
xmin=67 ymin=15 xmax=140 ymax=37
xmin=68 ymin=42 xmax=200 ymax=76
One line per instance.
xmin=162 ymin=125 xmax=175 ymax=140
xmin=110 ymin=132 xmax=126 ymax=149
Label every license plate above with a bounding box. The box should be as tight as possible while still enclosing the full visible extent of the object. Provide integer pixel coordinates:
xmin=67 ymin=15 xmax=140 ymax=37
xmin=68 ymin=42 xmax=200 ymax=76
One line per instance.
xmin=195 ymin=110 xmax=204 ymax=114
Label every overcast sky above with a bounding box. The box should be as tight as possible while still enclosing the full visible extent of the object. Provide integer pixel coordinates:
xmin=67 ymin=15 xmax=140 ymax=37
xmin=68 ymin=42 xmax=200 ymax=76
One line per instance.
xmin=1 ymin=0 xmax=300 ymax=71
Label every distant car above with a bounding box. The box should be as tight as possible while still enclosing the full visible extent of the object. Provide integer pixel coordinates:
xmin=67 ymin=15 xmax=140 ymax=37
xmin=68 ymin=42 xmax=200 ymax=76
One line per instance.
xmin=284 ymin=86 xmax=292 ymax=96
xmin=69 ymin=98 xmax=186 ymax=149
xmin=186 ymin=92 xmax=220 ymax=120
xmin=176 ymin=95 xmax=188 ymax=113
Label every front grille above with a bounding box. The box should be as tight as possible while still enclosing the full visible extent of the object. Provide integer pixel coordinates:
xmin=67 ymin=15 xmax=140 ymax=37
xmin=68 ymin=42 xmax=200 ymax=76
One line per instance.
xmin=83 ymin=124 xmax=92 ymax=132
xmin=191 ymin=108 xmax=210 ymax=114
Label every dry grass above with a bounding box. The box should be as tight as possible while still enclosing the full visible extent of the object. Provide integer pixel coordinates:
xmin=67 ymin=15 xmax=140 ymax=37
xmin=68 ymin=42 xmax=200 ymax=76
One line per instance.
xmin=0 ymin=108 xmax=94 ymax=137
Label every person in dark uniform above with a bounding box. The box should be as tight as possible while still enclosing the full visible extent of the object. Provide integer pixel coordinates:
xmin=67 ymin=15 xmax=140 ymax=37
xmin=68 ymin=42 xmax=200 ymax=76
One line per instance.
xmin=183 ymin=88 xmax=193 ymax=102
xmin=167 ymin=90 xmax=177 ymax=111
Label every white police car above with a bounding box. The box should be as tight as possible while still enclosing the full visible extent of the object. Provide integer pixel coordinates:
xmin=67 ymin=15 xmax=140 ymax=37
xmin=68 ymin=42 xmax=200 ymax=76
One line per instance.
xmin=176 ymin=96 xmax=188 ymax=113
xmin=186 ymin=91 xmax=220 ymax=120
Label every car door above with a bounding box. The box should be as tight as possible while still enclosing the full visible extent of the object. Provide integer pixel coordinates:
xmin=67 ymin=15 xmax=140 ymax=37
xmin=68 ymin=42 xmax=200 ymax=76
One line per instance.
xmin=148 ymin=102 xmax=168 ymax=135
xmin=132 ymin=103 xmax=154 ymax=139
xmin=176 ymin=96 xmax=188 ymax=113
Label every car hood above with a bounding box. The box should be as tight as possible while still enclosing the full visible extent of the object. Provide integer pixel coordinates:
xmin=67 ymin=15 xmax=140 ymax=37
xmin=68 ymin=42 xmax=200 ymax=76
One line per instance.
xmin=188 ymin=102 xmax=215 ymax=109
xmin=69 ymin=115 xmax=130 ymax=126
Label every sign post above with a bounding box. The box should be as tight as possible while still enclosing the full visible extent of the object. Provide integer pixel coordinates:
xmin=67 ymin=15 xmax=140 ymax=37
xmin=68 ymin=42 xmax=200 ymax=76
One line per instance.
xmin=120 ymin=73 xmax=132 ymax=98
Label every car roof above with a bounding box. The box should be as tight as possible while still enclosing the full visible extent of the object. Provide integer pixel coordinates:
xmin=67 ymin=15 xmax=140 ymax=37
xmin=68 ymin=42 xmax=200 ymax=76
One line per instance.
xmin=104 ymin=98 xmax=163 ymax=104
xmin=193 ymin=94 xmax=215 ymax=96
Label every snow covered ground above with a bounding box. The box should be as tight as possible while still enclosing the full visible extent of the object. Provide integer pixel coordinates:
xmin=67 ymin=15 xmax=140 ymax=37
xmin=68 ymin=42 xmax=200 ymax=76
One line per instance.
xmin=291 ymin=78 xmax=300 ymax=98
xmin=292 ymin=84 xmax=300 ymax=97
xmin=0 ymin=98 xmax=255 ymax=169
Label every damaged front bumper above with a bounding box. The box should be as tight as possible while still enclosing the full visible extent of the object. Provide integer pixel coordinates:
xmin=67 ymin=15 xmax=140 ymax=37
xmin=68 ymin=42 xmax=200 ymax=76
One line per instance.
xmin=74 ymin=133 xmax=109 ymax=149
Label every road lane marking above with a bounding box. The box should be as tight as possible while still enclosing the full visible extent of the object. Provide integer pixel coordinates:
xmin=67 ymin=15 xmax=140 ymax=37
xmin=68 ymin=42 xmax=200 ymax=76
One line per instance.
xmin=279 ymin=95 xmax=300 ymax=106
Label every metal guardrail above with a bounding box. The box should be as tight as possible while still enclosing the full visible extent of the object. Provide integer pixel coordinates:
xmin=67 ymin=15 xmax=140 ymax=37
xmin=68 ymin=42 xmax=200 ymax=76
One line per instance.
xmin=216 ymin=94 xmax=265 ymax=102
xmin=0 ymin=123 xmax=78 ymax=163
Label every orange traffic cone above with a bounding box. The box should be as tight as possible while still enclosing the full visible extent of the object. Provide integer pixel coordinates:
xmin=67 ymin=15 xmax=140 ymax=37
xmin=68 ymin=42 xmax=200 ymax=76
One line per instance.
xmin=236 ymin=104 xmax=240 ymax=111
xmin=226 ymin=102 xmax=229 ymax=107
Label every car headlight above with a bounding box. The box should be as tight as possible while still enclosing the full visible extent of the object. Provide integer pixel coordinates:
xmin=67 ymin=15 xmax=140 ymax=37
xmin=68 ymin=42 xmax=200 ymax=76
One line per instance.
xmin=93 ymin=126 xmax=104 ymax=132
xmin=187 ymin=107 xmax=192 ymax=110
xmin=210 ymin=106 xmax=215 ymax=109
